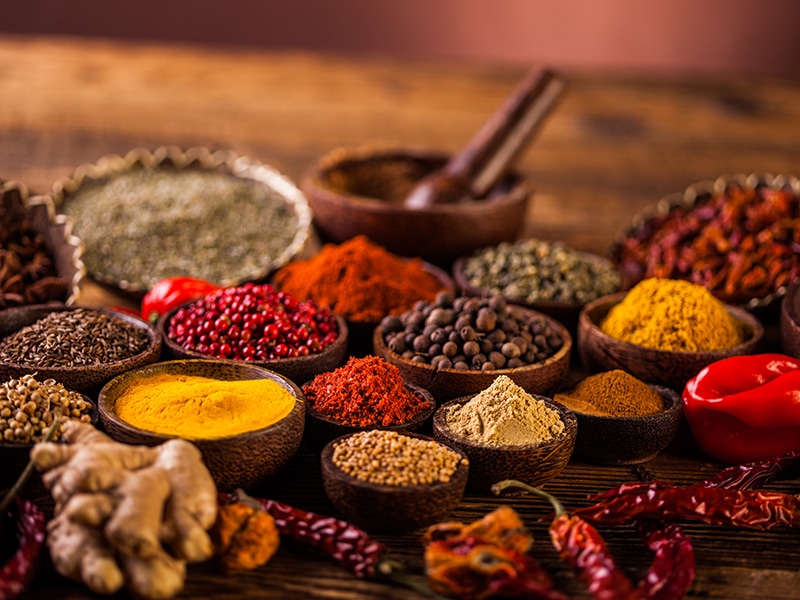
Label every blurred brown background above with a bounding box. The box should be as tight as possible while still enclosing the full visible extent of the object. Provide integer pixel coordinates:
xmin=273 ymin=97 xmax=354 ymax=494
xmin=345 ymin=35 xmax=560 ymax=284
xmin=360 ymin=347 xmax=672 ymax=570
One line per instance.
xmin=4 ymin=0 xmax=800 ymax=76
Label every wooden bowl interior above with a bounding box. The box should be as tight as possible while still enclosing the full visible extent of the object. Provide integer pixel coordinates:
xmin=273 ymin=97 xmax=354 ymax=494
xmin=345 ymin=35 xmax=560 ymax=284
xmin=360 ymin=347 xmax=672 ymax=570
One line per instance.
xmin=432 ymin=396 xmax=577 ymax=491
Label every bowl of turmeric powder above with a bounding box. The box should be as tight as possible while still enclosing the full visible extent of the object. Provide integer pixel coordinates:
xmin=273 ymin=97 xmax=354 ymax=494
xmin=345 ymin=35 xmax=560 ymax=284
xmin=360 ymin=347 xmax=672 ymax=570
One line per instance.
xmin=577 ymin=279 xmax=764 ymax=390
xmin=97 ymin=359 xmax=306 ymax=491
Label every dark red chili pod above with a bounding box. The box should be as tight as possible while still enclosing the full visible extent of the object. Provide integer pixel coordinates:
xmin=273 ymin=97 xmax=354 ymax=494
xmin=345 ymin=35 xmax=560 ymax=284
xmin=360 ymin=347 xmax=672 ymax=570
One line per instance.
xmin=0 ymin=498 xmax=46 ymax=600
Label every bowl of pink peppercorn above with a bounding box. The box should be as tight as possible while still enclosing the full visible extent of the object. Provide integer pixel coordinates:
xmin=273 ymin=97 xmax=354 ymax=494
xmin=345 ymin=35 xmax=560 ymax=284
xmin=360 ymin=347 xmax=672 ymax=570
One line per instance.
xmin=157 ymin=283 xmax=349 ymax=384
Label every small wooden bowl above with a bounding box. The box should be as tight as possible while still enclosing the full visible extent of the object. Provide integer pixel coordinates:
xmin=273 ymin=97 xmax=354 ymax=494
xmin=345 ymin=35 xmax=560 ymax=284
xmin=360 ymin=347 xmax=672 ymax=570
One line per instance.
xmin=158 ymin=305 xmax=349 ymax=386
xmin=780 ymin=282 xmax=800 ymax=359
xmin=97 ymin=359 xmax=305 ymax=491
xmin=578 ymin=292 xmax=764 ymax=390
xmin=320 ymin=431 xmax=469 ymax=533
xmin=301 ymin=146 xmax=531 ymax=267
xmin=433 ymin=396 xmax=576 ymax=491
xmin=1 ymin=180 xmax=85 ymax=306
xmin=303 ymin=383 xmax=436 ymax=452
xmin=453 ymin=251 xmax=621 ymax=334
xmin=567 ymin=386 xmax=683 ymax=465
xmin=0 ymin=304 xmax=161 ymax=397
xmin=373 ymin=306 xmax=572 ymax=402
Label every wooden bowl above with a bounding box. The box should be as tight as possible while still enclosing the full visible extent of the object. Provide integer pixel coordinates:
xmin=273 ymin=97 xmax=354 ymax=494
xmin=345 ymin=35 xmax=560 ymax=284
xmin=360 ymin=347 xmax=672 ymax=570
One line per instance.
xmin=158 ymin=305 xmax=349 ymax=386
xmin=50 ymin=145 xmax=313 ymax=295
xmin=301 ymin=146 xmax=531 ymax=267
xmin=453 ymin=251 xmax=621 ymax=335
xmin=1 ymin=180 xmax=85 ymax=306
xmin=433 ymin=396 xmax=576 ymax=491
xmin=303 ymin=383 xmax=436 ymax=452
xmin=0 ymin=304 xmax=161 ymax=397
xmin=568 ymin=386 xmax=683 ymax=465
xmin=97 ymin=359 xmax=305 ymax=491
xmin=320 ymin=431 xmax=468 ymax=533
xmin=578 ymin=292 xmax=764 ymax=390
xmin=780 ymin=282 xmax=800 ymax=358
xmin=373 ymin=307 xmax=572 ymax=402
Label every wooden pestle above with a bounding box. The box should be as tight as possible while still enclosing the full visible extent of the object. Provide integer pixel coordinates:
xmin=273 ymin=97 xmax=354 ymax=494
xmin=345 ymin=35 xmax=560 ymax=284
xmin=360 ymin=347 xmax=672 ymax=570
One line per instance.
xmin=403 ymin=67 xmax=565 ymax=209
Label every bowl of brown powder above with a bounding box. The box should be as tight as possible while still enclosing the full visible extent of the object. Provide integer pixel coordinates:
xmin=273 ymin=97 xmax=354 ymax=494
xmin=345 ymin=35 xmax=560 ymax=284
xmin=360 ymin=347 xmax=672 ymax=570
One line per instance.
xmin=432 ymin=375 xmax=576 ymax=491
xmin=554 ymin=370 xmax=684 ymax=465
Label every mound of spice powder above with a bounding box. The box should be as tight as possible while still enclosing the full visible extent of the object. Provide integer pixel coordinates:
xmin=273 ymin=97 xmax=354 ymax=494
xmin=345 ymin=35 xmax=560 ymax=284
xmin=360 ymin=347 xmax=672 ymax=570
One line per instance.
xmin=302 ymin=355 xmax=430 ymax=427
xmin=600 ymin=278 xmax=742 ymax=352
xmin=554 ymin=370 xmax=663 ymax=417
xmin=272 ymin=235 xmax=446 ymax=323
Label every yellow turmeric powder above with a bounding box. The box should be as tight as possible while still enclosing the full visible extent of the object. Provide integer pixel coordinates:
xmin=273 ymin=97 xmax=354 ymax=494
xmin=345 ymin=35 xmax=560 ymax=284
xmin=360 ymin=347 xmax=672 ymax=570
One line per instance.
xmin=113 ymin=374 xmax=296 ymax=439
xmin=600 ymin=278 xmax=742 ymax=352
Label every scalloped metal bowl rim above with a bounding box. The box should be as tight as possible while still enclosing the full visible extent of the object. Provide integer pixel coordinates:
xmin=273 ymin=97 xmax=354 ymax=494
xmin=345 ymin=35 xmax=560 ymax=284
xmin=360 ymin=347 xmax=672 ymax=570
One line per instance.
xmin=564 ymin=385 xmax=683 ymax=423
xmin=452 ymin=249 xmax=621 ymax=310
xmin=607 ymin=172 xmax=800 ymax=310
xmin=580 ymin=291 xmax=765 ymax=357
xmin=1 ymin=180 xmax=86 ymax=306
xmin=47 ymin=145 xmax=313 ymax=294
xmin=433 ymin=395 xmax=577 ymax=451
xmin=321 ymin=430 xmax=469 ymax=492
xmin=97 ymin=358 xmax=306 ymax=442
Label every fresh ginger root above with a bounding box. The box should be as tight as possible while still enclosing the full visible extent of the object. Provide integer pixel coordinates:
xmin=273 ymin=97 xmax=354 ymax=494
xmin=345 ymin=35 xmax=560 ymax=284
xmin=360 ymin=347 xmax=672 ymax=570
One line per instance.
xmin=32 ymin=421 xmax=218 ymax=599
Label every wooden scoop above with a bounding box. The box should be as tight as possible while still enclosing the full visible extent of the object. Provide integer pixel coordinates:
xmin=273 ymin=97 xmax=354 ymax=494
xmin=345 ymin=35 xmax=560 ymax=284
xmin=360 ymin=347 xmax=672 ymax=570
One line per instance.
xmin=403 ymin=67 xmax=565 ymax=209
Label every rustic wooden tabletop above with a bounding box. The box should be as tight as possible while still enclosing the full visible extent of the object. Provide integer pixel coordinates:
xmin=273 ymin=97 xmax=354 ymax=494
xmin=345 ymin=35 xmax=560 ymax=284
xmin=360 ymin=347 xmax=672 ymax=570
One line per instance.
xmin=2 ymin=35 xmax=800 ymax=599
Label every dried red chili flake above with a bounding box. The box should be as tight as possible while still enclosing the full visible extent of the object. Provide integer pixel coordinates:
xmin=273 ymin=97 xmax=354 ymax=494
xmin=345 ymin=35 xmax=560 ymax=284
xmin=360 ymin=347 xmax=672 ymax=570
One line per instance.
xmin=302 ymin=355 xmax=430 ymax=427
xmin=611 ymin=182 xmax=800 ymax=304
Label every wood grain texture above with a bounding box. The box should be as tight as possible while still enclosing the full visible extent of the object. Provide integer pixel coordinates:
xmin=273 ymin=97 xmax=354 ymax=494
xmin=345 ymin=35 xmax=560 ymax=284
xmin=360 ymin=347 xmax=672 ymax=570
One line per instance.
xmin=2 ymin=35 xmax=800 ymax=599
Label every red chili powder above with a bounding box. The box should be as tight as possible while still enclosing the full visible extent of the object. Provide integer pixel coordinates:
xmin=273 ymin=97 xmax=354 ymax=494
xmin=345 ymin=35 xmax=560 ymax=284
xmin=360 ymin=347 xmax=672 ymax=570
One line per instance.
xmin=302 ymin=355 xmax=430 ymax=427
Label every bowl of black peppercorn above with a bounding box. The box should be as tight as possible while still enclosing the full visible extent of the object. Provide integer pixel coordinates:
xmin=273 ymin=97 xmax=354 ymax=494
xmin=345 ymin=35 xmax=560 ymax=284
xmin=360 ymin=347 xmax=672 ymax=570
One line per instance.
xmin=373 ymin=292 xmax=572 ymax=402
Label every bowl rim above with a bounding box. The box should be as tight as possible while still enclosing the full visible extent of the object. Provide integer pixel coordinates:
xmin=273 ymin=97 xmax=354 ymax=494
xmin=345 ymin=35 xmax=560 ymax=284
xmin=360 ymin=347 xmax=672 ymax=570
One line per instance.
xmin=320 ymin=429 xmax=469 ymax=492
xmin=781 ymin=281 xmax=800 ymax=328
xmin=48 ymin=145 xmax=313 ymax=295
xmin=301 ymin=144 xmax=531 ymax=214
xmin=97 ymin=358 xmax=306 ymax=442
xmin=373 ymin=304 xmax=573 ymax=376
xmin=561 ymin=384 xmax=683 ymax=423
xmin=580 ymin=290 xmax=764 ymax=357
xmin=606 ymin=172 xmax=800 ymax=310
xmin=0 ymin=304 xmax=160 ymax=373
xmin=432 ymin=393 xmax=578 ymax=452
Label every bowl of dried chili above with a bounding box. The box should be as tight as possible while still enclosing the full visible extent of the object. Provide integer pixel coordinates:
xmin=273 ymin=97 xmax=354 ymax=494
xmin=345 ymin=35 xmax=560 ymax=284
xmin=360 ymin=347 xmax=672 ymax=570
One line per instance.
xmin=301 ymin=355 xmax=436 ymax=452
xmin=607 ymin=172 xmax=800 ymax=311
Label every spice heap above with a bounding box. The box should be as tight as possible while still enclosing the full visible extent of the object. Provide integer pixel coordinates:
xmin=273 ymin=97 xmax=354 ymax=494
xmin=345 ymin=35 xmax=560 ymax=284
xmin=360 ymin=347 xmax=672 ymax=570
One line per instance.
xmin=443 ymin=376 xmax=564 ymax=446
xmin=459 ymin=238 xmax=621 ymax=304
xmin=331 ymin=430 xmax=466 ymax=486
xmin=611 ymin=182 xmax=800 ymax=303
xmin=0 ymin=374 xmax=93 ymax=443
xmin=600 ymin=278 xmax=742 ymax=352
xmin=167 ymin=283 xmax=339 ymax=361
xmin=380 ymin=292 xmax=563 ymax=371
xmin=554 ymin=370 xmax=663 ymax=417
xmin=63 ymin=168 xmax=303 ymax=290
xmin=272 ymin=235 xmax=446 ymax=323
xmin=113 ymin=373 xmax=297 ymax=439
xmin=303 ymin=355 xmax=430 ymax=427
xmin=1 ymin=190 xmax=68 ymax=308
xmin=0 ymin=309 xmax=151 ymax=368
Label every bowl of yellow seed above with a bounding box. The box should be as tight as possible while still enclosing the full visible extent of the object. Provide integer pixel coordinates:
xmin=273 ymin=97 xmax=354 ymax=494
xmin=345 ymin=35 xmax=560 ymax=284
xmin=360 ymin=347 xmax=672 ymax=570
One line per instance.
xmin=320 ymin=430 xmax=469 ymax=533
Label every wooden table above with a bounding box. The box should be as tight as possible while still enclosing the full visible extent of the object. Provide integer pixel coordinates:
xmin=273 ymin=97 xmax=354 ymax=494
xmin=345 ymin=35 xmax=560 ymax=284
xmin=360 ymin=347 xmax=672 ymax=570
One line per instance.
xmin=2 ymin=35 xmax=800 ymax=599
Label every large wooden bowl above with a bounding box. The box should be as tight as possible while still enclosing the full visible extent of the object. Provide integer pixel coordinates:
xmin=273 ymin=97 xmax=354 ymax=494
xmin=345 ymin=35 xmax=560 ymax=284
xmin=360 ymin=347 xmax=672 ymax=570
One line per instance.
xmin=578 ymin=292 xmax=764 ymax=390
xmin=301 ymin=146 xmax=531 ymax=267
xmin=373 ymin=306 xmax=572 ymax=402
xmin=780 ymin=282 xmax=800 ymax=359
xmin=98 ymin=359 xmax=305 ymax=491
xmin=0 ymin=304 xmax=161 ymax=397
xmin=433 ymin=396 xmax=576 ymax=492
xmin=320 ymin=431 xmax=468 ymax=533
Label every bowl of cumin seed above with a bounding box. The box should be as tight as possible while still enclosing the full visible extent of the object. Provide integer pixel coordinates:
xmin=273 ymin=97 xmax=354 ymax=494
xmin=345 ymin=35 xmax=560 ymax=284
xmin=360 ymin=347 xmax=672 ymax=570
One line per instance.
xmin=0 ymin=305 xmax=161 ymax=396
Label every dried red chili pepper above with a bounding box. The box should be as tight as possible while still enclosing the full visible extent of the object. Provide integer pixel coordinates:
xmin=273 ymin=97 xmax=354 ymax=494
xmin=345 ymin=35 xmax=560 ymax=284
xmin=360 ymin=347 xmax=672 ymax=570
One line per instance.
xmin=140 ymin=276 xmax=222 ymax=325
xmin=493 ymin=480 xmax=637 ymax=600
xmin=0 ymin=498 xmax=46 ymax=600
xmin=682 ymin=353 xmax=800 ymax=464
xmin=634 ymin=520 xmax=694 ymax=600
xmin=697 ymin=450 xmax=800 ymax=490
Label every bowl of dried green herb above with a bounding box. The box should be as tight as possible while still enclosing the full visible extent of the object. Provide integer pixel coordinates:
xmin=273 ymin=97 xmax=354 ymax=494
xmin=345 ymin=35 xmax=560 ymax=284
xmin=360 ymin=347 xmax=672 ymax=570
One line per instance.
xmin=0 ymin=180 xmax=85 ymax=308
xmin=50 ymin=146 xmax=313 ymax=295
xmin=0 ymin=305 xmax=161 ymax=396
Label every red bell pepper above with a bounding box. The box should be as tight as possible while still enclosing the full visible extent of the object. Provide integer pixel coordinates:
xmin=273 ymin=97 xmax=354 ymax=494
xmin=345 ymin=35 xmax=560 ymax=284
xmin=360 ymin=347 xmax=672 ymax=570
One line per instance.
xmin=682 ymin=353 xmax=800 ymax=464
xmin=140 ymin=276 xmax=222 ymax=325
